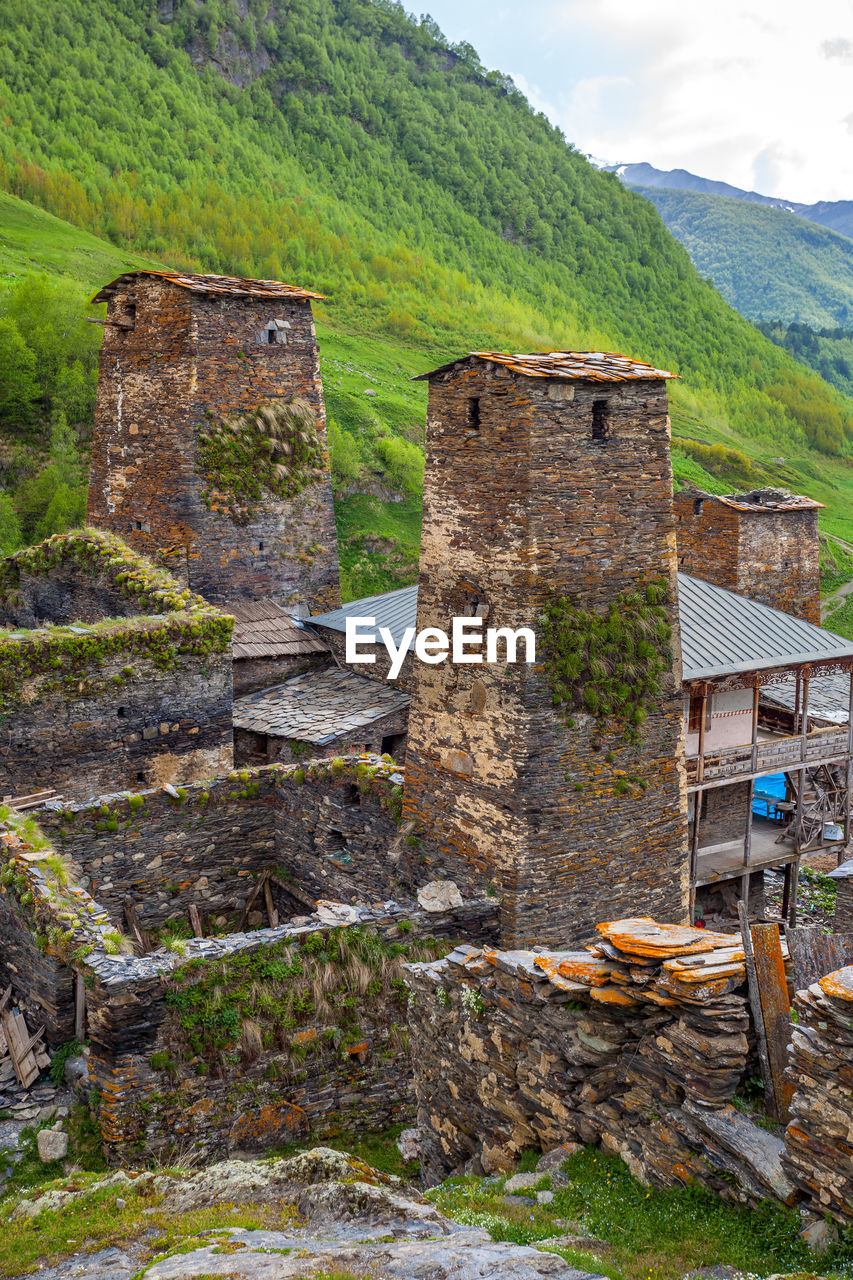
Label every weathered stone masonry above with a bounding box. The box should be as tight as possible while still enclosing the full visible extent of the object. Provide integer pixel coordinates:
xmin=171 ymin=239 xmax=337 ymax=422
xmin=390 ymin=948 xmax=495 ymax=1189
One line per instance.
xmin=86 ymin=271 xmax=341 ymax=614
xmin=0 ymin=531 xmax=233 ymax=802
xmin=403 ymin=354 xmax=689 ymax=948
xmin=674 ymin=489 xmax=821 ymax=624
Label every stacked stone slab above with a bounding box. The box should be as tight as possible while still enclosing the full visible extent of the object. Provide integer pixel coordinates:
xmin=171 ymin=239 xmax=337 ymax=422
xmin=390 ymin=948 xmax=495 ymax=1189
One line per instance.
xmin=784 ymin=965 xmax=853 ymax=1224
xmin=406 ymin=917 xmax=794 ymax=1207
xmin=403 ymin=351 xmax=689 ymax=948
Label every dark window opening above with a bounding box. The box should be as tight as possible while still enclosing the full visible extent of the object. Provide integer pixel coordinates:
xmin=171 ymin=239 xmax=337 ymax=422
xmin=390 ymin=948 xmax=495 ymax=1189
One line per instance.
xmin=258 ymin=541 xmax=264 ymax=551
xmin=326 ymin=829 xmax=347 ymax=850
xmin=381 ymin=732 xmax=407 ymax=759
xmin=136 ymin=771 xmax=146 ymax=783
xmin=339 ymin=783 xmax=360 ymax=807
xmin=267 ymin=328 xmax=276 ymax=344
xmin=591 ymin=399 xmax=610 ymax=439
xmin=467 ymin=397 xmax=481 ymax=430
xmin=117 ymin=706 xmax=126 ymax=718
xmin=693 ymin=498 xmax=704 ymax=515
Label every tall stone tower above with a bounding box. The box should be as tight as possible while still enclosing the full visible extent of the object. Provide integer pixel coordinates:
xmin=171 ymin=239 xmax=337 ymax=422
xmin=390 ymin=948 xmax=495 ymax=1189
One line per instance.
xmin=87 ymin=271 xmax=340 ymax=612
xmin=403 ymin=351 xmax=689 ymax=948
xmin=674 ymin=487 xmax=822 ymax=624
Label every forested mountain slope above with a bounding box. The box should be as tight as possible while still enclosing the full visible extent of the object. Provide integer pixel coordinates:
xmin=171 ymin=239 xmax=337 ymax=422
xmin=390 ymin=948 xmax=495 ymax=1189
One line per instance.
xmin=5 ymin=0 xmax=853 ymax=590
xmin=633 ymin=186 xmax=853 ymax=329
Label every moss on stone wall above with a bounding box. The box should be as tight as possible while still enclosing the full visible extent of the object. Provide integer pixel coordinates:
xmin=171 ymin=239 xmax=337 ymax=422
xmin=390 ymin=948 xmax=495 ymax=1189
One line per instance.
xmin=196 ymin=398 xmax=328 ymax=523
xmin=539 ymin=580 xmax=674 ymax=789
xmin=0 ymin=530 xmax=233 ymax=714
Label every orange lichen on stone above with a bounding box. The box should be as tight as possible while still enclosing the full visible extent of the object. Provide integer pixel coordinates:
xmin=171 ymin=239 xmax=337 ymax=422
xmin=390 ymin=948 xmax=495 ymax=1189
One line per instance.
xmin=588 ymin=984 xmax=639 ymax=1006
xmin=533 ymin=952 xmax=612 ymax=987
xmin=597 ymin=917 xmax=738 ymax=958
xmin=291 ymin=1027 xmax=317 ymax=1046
xmin=820 ymin=966 xmax=853 ymax=1002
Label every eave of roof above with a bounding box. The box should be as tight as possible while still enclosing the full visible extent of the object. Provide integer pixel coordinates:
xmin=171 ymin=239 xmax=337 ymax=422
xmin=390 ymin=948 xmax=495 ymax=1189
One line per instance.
xmin=310 ymin=577 xmax=853 ymax=684
xmin=413 ymin=350 xmax=678 ymax=383
xmin=92 ymin=270 xmax=324 ymax=304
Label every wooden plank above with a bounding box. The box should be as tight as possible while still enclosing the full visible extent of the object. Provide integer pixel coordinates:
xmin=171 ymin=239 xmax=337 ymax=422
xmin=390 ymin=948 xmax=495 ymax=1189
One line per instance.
xmin=263 ymin=877 xmax=279 ymax=929
xmin=785 ymin=926 xmax=853 ymax=994
xmin=188 ymin=903 xmax=204 ymax=938
xmin=738 ymin=900 xmax=778 ymax=1120
xmin=237 ymin=871 xmax=269 ymax=931
xmin=750 ymin=921 xmax=795 ymax=1124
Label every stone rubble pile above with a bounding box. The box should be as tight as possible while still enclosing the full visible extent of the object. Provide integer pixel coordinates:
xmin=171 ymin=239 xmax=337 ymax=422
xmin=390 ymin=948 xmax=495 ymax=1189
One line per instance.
xmin=406 ymin=917 xmax=794 ymax=1206
xmin=784 ymin=963 xmax=853 ymax=1224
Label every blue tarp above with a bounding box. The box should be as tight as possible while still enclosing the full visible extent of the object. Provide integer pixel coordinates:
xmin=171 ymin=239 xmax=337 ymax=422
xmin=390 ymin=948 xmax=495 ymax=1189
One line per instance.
xmin=753 ymin=771 xmax=787 ymax=818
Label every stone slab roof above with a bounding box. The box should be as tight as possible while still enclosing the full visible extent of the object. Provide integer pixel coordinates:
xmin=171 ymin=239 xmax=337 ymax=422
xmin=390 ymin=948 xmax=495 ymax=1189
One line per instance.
xmin=761 ymin=670 xmax=852 ymax=726
xmin=230 ymin=599 xmax=328 ymax=661
xmin=311 ymin=576 xmax=853 ymax=684
xmin=92 ymin=270 xmax=324 ymax=304
xmin=414 ymin=350 xmax=678 ymax=382
xmin=232 ymin=667 xmax=410 ymax=744
xmin=685 ymin=487 xmax=823 ymax=513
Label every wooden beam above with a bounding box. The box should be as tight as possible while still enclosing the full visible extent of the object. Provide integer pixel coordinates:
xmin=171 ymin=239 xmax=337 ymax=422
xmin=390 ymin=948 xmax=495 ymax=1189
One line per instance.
xmin=237 ymin=871 xmax=269 ymax=931
xmin=188 ymin=903 xmax=204 ymax=938
xmin=74 ymin=972 xmax=86 ymax=1044
xmin=738 ymin=901 xmax=778 ymax=1120
xmin=123 ymin=897 xmax=149 ymax=955
xmin=263 ymin=877 xmax=279 ymax=929
xmin=750 ymin=920 xmax=795 ymax=1123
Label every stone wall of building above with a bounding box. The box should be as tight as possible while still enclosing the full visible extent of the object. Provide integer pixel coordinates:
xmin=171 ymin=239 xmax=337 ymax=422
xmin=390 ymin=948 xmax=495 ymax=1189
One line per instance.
xmin=0 ymin=889 xmax=76 ymax=1046
xmin=403 ymin=364 xmax=689 ymax=947
xmin=0 ymin=532 xmax=234 ymax=802
xmin=86 ymin=273 xmax=340 ymax=613
xmin=234 ymin=706 xmax=409 ymax=770
xmin=233 ymin=652 xmax=327 ymax=698
xmin=406 ymin=939 xmax=796 ymax=1211
xmin=674 ymin=491 xmax=820 ymax=624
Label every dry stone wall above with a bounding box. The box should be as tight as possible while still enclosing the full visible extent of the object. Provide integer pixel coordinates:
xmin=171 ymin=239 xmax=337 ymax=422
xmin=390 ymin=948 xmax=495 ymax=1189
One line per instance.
xmin=405 ymin=923 xmax=796 ymax=1211
xmin=0 ymin=531 xmax=233 ymax=801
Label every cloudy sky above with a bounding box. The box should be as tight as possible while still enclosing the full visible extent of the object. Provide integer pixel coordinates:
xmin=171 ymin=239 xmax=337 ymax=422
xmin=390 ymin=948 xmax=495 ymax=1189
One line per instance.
xmin=419 ymin=0 xmax=853 ymax=203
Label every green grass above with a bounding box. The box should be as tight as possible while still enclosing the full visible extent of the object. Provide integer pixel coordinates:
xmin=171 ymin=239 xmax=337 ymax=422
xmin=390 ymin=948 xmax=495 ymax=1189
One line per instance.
xmin=0 ymin=190 xmax=159 ymax=290
xmin=428 ymin=1147 xmax=853 ymax=1280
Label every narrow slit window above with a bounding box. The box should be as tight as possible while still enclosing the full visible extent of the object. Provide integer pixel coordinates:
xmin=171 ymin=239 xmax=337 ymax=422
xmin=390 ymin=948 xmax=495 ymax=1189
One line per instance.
xmin=267 ymin=328 xmax=276 ymax=344
xmin=467 ymin=397 xmax=481 ymax=430
xmin=591 ymin=399 xmax=609 ymax=439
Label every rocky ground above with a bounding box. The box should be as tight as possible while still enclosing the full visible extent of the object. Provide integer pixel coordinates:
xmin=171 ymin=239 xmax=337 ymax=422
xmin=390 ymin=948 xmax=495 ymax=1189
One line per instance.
xmin=5 ymin=1147 xmax=605 ymax=1280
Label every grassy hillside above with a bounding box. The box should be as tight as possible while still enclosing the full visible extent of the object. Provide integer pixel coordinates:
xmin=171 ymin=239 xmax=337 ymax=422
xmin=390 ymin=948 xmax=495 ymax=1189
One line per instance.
xmin=5 ymin=0 xmax=853 ymax=606
xmin=635 ymin=186 xmax=853 ymax=329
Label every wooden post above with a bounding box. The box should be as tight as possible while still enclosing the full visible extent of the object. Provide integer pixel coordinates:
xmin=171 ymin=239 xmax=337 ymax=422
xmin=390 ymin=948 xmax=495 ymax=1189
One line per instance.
xmin=750 ymin=677 xmax=760 ymax=773
xmin=789 ymin=855 xmax=801 ymax=927
xmin=696 ymin=687 xmax=708 ymax=784
xmin=689 ymin=792 xmax=702 ymax=920
xmin=188 ymin=904 xmax=204 ymax=938
xmin=738 ymin=900 xmax=777 ymax=1119
xmin=846 ymin=669 xmax=853 ymax=860
xmin=749 ymin=920 xmax=795 ymax=1123
xmin=800 ymin=667 xmax=810 ymax=762
xmin=794 ymin=671 xmax=801 ymax=736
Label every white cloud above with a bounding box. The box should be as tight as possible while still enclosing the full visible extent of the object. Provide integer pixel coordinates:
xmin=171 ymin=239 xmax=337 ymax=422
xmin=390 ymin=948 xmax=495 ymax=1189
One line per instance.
xmin=424 ymin=0 xmax=853 ymax=202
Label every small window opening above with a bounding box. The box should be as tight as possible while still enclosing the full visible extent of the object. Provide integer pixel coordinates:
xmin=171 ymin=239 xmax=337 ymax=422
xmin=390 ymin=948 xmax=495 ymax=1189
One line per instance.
xmin=258 ymin=541 xmax=264 ymax=552
xmin=134 ymin=520 xmax=143 ymax=531
xmin=267 ymin=328 xmax=276 ymax=344
xmin=591 ymin=399 xmax=609 ymax=439
xmin=117 ymin=706 xmax=126 ymax=718
xmin=136 ymin=771 xmax=146 ymax=782
xmin=467 ymin=397 xmax=481 ymax=430
xmin=339 ymin=783 xmax=360 ymax=807
xmin=693 ymin=498 xmax=704 ymax=516
xmin=326 ymin=829 xmax=347 ymax=850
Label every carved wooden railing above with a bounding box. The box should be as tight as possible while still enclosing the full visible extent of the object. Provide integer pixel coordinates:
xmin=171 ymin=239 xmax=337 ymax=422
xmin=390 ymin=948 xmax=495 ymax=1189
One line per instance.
xmin=686 ymin=726 xmax=849 ymax=786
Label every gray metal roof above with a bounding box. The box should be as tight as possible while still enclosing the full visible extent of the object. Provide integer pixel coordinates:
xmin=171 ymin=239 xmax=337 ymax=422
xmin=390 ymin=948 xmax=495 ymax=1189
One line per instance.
xmin=310 ymin=576 xmax=853 ymax=684
xmin=233 ymin=666 xmax=410 ymax=744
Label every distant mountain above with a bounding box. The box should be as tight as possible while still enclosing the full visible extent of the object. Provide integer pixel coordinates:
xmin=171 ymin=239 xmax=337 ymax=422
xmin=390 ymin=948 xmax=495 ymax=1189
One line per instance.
xmin=631 ymin=185 xmax=853 ymax=329
xmin=610 ymin=162 xmax=853 ymax=241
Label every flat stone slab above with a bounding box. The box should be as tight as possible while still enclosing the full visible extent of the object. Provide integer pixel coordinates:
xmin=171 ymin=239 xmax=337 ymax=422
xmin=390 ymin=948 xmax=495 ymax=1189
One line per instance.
xmin=142 ymin=1227 xmax=607 ymax=1279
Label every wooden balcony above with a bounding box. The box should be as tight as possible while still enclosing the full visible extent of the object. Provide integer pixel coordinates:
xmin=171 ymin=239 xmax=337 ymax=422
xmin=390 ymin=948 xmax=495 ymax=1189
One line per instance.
xmin=686 ymin=725 xmax=849 ymax=788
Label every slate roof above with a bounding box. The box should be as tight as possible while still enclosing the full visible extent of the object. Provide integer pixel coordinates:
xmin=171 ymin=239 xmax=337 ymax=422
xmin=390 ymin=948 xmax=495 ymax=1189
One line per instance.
xmin=310 ymin=576 xmax=853 ymax=683
xmin=689 ymin=487 xmax=823 ymax=513
xmin=232 ymin=667 xmax=410 ymax=744
xmin=414 ymin=351 xmax=678 ymax=382
xmin=762 ymin=671 xmax=852 ymax=726
xmin=92 ymin=270 xmax=324 ymax=304
xmin=230 ymin=599 xmax=328 ymax=661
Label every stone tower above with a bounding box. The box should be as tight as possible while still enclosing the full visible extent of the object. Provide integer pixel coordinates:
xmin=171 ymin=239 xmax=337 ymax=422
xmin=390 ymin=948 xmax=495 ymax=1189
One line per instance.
xmin=403 ymin=351 xmax=689 ymax=948
xmin=87 ymin=271 xmax=340 ymax=612
xmin=674 ymin=487 xmax=822 ymax=624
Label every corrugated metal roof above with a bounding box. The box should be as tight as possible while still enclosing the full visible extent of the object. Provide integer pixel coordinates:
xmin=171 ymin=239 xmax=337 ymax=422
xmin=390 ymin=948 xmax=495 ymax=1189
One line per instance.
xmin=230 ymin=599 xmax=328 ymax=660
xmin=414 ymin=351 xmax=678 ymax=382
xmin=92 ymin=270 xmax=323 ymax=304
xmin=233 ymin=667 xmax=409 ymax=743
xmin=311 ymin=577 xmax=853 ymax=683
xmin=678 ymin=574 xmax=853 ymax=680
